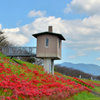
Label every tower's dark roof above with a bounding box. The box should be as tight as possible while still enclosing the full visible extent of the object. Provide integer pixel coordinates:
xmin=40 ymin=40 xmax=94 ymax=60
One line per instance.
xmin=32 ymin=31 xmax=66 ymax=40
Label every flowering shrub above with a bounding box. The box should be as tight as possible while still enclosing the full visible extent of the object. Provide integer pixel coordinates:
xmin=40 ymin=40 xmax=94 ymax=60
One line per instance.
xmin=55 ymin=72 xmax=98 ymax=88
xmin=83 ymin=80 xmax=100 ymax=87
xmin=0 ymin=53 xmax=92 ymax=100
xmin=72 ymin=77 xmax=94 ymax=88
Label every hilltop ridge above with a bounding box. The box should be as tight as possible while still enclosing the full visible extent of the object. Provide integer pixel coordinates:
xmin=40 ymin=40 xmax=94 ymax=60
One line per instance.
xmin=60 ymin=62 xmax=100 ymax=76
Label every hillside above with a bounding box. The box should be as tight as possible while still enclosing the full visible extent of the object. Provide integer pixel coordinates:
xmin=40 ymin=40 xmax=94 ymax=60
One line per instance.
xmin=0 ymin=52 xmax=100 ymax=100
xmin=60 ymin=62 xmax=100 ymax=76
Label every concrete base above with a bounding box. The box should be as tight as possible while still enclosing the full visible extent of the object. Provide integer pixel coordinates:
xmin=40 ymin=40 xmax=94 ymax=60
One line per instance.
xmin=44 ymin=58 xmax=54 ymax=75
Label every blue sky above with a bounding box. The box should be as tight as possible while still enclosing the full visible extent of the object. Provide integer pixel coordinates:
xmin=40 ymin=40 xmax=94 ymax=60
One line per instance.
xmin=1 ymin=0 xmax=100 ymax=66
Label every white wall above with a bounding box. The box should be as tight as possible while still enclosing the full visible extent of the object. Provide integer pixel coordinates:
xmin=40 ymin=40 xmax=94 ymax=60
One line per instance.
xmin=44 ymin=58 xmax=54 ymax=75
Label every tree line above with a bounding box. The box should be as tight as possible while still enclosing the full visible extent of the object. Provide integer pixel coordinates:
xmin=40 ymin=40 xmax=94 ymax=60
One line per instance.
xmin=54 ymin=64 xmax=100 ymax=80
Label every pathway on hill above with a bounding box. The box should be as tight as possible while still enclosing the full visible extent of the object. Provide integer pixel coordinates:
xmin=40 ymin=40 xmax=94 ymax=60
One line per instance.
xmin=91 ymin=90 xmax=100 ymax=97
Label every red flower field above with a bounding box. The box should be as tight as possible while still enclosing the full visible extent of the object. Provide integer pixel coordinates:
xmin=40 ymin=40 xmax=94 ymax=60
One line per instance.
xmin=0 ymin=52 xmax=98 ymax=100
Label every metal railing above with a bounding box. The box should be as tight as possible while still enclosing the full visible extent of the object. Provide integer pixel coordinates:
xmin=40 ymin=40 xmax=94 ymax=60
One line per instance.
xmin=2 ymin=47 xmax=36 ymax=57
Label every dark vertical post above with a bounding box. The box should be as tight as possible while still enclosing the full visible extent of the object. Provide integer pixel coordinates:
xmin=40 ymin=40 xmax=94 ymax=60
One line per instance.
xmin=48 ymin=26 xmax=53 ymax=32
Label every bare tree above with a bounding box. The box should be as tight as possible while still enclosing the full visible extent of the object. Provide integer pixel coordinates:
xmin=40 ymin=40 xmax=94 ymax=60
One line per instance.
xmin=0 ymin=31 xmax=13 ymax=51
xmin=34 ymin=58 xmax=43 ymax=65
xmin=0 ymin=31 xmax=6 ymax=46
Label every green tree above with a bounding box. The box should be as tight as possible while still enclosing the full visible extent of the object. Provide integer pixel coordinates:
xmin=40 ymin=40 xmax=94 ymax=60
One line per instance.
xmin=27 ymin=57 xmax=36 ymax=63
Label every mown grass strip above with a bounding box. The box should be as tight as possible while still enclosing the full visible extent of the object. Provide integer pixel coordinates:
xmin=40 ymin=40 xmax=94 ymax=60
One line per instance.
xmin=73 ymin=91 xmax=100 ymax=100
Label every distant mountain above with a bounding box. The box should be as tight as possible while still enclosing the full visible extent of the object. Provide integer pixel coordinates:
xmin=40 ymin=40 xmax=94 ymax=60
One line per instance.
xmin=60 ymin=62 xmax=100 ymax=76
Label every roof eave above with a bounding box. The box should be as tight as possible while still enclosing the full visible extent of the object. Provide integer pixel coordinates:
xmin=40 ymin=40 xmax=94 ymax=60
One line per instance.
xmin=32 ymin=31 xmax=66 ymax=40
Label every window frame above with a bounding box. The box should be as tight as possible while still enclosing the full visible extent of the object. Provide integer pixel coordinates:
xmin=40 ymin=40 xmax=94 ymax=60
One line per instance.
xmin=45 ymin=38 xmax=49 ymax=47
xmin=59 ymin=39 xmax=61 ymax=49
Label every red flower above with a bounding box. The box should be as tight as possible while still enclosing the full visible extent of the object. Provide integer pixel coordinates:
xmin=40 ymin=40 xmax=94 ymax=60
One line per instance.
xmin=5 ymin=97 xmax=11 ymax=100
xmin=4 ymin=89 xmax=8 ymax=92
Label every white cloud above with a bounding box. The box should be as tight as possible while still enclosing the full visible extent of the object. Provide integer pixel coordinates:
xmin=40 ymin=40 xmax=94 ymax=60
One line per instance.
xmin=68 ymin=56 xmax=76 ymax=59
xmin=28 ymin=10 xmax=46 ymax=17
xmin=96 ymin=58 xmax=100 ymax=61
xmin=77 ymin=51 xmax=86 ymax=56
xmin=3 ymin=27 xmax=29 ymax=46
xmin=19 ymin=16 xmax=64 ymax=36
xmin=62 ymin=15 xmax=100 ymax=51
xmin=2 ymin=15 xmax=100 ymax=50
xmin=3 ymin=27 xmax=19 ymax=33
xmin=64 ymin=0 xmax=100 ymax=16
xmin=68 ymin=51 xmax=86 ymax=59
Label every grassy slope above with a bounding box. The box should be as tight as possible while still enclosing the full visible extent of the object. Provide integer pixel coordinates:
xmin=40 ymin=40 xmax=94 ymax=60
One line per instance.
xmin=0 ymin=52 xmax=100 ymax=100
xmin=80 ymin=78 xmax=100 ymax=94
xmin=12 ymin=56 xmax=100 ymax=99
xmin=74 ymin=91 xmax=100 ymax=100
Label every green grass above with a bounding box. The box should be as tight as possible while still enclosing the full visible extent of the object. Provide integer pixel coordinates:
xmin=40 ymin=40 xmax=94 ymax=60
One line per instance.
xmin=12 ymin=58 xmax=45 ymax=74
xmin=13 ymin=58 xmax=36 ymax=68
xmin=93 ymin=80 xmax=100 ymax=84
xmin=81 ymin=79 xmax=100 ymax=84
xmin=79 ymin=78 xmax=100 ymax=93
xmin=0 ymin=52 xmax=14 ymax=63
xmin=93 ymin=86 xmax=100 ymax=93
xmin=73 ymin=91 xmax=100 ymax=100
